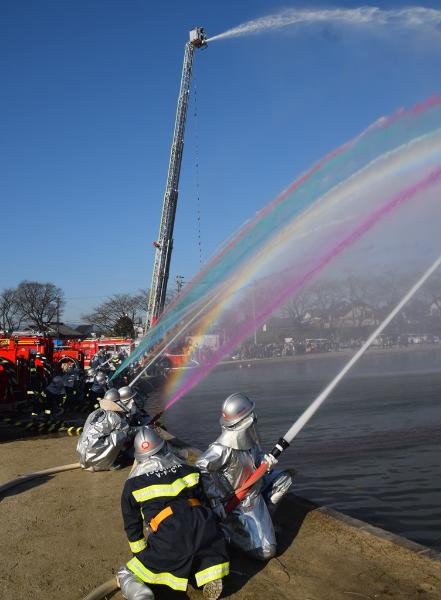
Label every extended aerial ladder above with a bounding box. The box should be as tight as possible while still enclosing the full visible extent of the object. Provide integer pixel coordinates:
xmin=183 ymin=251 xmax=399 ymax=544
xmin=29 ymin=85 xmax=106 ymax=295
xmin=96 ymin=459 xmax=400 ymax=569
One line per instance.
xmin=146 ymin=27 xmax=207 ymax=331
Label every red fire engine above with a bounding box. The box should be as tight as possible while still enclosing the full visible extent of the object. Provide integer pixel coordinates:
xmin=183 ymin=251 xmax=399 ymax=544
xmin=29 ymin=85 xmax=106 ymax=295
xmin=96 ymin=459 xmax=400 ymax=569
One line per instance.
xmin=0 ymin=336 xmax=85 ymax=406
xmin=76 ymin=337 xmax=135 ymax=368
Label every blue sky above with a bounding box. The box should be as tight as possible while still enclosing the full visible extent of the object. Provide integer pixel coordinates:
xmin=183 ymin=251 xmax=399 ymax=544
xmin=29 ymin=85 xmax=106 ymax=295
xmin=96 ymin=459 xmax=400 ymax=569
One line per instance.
xmin=1 ymin=1 xmax=440 ymax=321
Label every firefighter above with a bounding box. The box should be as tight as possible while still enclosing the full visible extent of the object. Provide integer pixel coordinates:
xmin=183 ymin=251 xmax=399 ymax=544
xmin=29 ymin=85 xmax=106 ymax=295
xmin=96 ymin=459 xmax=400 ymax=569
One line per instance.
xmin=29 ymin=352 xmax=43 ymax=393
xmin=109 ymin=354 xmax=121 ymax=372
xmin=76 ymin=388 xmax=135 ymax=471
xmin=118 ymin=386 xmax=150 ymax=426
xmin=63 ymin=363 xmax=81 ymax=411
xmin=118 ymin=427 xmax=229 ymax=600
xmin=90 ymin=348 xmax=107 ymax=370
xmin=87 ymin=370 xmax=108 ymax=411
xmin=43 ymin=375 xmax=66 ymax=417
xmin=79 ymin=367 xmax=95 ymax=412
xmin=196 ymin=393 xmax=293 ymax=561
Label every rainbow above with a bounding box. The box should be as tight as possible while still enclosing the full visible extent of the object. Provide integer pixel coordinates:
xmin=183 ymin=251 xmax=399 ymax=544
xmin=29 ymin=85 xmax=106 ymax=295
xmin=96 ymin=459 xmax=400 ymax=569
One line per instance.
xmin=114 ymin=98 xmax=441 ymax=412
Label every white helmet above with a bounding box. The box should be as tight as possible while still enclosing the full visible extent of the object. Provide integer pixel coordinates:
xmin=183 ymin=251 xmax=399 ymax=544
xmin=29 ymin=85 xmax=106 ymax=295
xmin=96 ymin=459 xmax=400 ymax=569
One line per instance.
xmin=220 ymin=392 xmax=255 ymax=427
xmin=134 ymin=427 xmax=165 ymax=462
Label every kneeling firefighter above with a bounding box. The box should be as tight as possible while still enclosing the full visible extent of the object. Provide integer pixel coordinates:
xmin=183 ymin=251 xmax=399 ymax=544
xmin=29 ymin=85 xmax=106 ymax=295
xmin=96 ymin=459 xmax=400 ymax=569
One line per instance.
xmin=118 ymin=386 xmax=150 ymax=426
xmin=118 ymin=427 xmax=229 ymax=600
xmin=76 ymin=388 xmax=135 ymax=471
xmin=196 ymin=393 xmax=293 ymax=560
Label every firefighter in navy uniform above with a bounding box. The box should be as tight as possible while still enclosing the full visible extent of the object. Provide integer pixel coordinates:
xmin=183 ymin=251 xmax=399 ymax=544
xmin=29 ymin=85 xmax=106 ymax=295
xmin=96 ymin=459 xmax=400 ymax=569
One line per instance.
xmin=118 ymin=427 xmax=229 ymax=600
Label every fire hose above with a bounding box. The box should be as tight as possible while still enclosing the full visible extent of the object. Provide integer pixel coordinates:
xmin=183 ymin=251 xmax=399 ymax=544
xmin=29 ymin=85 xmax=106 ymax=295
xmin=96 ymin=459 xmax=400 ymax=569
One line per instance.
xmin=0 ymin=463 xmax=81 ymax=496
xmin=225 ymin=252 xmax=441 ymax=512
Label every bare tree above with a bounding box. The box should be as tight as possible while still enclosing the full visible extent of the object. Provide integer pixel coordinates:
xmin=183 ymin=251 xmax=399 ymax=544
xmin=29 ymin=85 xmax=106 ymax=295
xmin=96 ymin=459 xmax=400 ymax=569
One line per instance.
xmin=342 ymin=276 xmax=377 ymax=329
xmin=82 ymin=291 xmax=147 ymax=334
xmin=310 ymin=281 xmax=344 ymax=330
xmin=16 ymin=281 xmax=64 ymax=332
xmin=0 ymin=288 xmax=23 ymax=333
xmin=282 ymin=287 xmax=315 ymax=328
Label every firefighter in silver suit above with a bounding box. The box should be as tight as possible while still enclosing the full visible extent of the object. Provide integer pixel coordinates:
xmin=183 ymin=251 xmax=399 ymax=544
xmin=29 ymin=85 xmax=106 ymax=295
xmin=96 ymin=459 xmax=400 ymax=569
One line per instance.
xmin=76 ymin=388 xmax=135 ymax=471
xmin=118 ymin=386 xmax=150 ymax=426
xmin=196 ymin=393 xmax=293 ymax=560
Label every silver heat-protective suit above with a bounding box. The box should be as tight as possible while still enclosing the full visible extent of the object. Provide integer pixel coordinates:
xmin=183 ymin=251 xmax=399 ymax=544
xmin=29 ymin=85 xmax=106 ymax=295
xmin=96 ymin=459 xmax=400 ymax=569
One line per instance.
xmin=117 ymin=566 xmax=155 ymax=600
xmin=76 ymin=406 xmax=133 ymax=471
xmin=196 ymin=414 xmax=292 ymax=560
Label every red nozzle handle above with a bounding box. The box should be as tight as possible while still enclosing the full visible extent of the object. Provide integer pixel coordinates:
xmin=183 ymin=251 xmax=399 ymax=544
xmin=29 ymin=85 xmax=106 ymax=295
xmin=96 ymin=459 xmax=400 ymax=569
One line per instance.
xmin=224 ymin=438 xmax=290 ymax=514
xmin=225 ymin=462 xmax=268 ymax=513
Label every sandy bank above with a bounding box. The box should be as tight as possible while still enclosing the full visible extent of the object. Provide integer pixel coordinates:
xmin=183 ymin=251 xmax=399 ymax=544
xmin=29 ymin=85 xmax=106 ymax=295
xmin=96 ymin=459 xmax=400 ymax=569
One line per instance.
xmin=1 ymin=435 xmax=440 ymax=600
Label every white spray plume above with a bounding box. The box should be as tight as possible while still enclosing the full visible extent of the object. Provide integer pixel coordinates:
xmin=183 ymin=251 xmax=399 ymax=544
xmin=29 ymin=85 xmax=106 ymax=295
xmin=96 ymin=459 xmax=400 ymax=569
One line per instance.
xmin=207 ymin=6 xmax=441 ymax=43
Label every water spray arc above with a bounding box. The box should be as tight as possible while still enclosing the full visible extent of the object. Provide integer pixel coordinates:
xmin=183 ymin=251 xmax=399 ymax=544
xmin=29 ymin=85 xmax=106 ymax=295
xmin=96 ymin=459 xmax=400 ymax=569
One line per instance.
xmin=112 ymin=98 xmax=441 ymax=414
xmin=206 ymin=7 xmax=441 ymax=43
xmin=164 ymin=158 xmax=441 ymax=412
xmin=129 ymin=290 xmax=221 ymax=387
xmin=225 ymin=251 xmax=441 ymax=512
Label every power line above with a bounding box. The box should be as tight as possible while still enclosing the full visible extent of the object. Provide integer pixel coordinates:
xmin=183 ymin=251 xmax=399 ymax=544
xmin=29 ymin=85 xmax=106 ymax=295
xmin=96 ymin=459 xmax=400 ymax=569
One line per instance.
xmin=193 ymin=76 xmax=203 ymax=266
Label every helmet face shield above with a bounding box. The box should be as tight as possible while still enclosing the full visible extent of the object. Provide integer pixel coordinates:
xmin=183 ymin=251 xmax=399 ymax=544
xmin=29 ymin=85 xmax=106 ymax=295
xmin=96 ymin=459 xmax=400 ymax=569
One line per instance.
xmin=225 ymin=411 xmax=256 ymax=431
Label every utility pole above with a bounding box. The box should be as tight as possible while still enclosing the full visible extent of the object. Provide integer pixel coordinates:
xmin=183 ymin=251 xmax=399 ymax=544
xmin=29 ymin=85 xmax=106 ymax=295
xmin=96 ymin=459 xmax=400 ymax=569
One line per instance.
xmin=56 ymin=297 xmax=60 ymax=338
xmin=252 ymin=282 xmax=257 ymax=345
xmin=175 ymin=275 xmax=185 ymax=295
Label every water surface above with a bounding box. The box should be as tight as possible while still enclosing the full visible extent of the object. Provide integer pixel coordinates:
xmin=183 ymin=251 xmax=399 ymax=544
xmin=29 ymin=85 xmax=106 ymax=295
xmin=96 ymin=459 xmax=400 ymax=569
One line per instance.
xmin=164 ymin=346 xmax=441 ymax=551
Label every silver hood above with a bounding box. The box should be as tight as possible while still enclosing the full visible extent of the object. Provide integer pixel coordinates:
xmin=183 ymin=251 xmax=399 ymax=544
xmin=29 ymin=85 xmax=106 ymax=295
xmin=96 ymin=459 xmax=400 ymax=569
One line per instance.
xmin=128 ymin=444 xmax=183 ymax=479
xmin=216 ymin=413 xmax=259 ymax=450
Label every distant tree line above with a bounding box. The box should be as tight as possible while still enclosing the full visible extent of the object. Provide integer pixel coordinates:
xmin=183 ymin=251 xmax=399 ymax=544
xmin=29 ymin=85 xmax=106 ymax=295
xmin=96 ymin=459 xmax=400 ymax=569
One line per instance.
xmin=280 ymin=271 xmax=441 ymax=340
xmin=227 ymin=271 xmax=441 ymax=344
xmin=4 ymin=271 xmax=441 ymax=342
xmin=0 ymin=281 xmax=148 ymax=337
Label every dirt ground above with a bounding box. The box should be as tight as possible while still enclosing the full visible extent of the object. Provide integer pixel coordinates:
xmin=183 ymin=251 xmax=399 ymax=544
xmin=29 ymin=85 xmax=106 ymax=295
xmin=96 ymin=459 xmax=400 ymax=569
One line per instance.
xmin=1 ymin=435 xmax=441 ymax=600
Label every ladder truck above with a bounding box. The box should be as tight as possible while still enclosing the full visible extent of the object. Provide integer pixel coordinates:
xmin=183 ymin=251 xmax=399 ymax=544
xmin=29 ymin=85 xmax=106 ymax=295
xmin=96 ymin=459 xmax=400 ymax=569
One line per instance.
xmin=146 ymin=27 xmax=207 ymax=331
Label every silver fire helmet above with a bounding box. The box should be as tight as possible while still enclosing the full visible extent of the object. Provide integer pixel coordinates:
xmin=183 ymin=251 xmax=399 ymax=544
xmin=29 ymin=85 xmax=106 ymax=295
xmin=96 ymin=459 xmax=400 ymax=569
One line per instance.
xmin=94 ymin=372 xmax=107 ymax=385
xmin=134 ymin=427 xmax=165 ymax=462
xmin=118 ymin=386 xmax=136 ymax=404
xmin=103 ymin=388 xmax=121 ymax=404
xmin=220 ymin=392 xmax=255 ymax=427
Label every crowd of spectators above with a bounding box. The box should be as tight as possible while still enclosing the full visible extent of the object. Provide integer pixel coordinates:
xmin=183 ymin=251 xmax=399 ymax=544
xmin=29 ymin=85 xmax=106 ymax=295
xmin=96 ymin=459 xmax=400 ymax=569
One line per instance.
xmin=228 ymin=334 xmax=440 ymax=361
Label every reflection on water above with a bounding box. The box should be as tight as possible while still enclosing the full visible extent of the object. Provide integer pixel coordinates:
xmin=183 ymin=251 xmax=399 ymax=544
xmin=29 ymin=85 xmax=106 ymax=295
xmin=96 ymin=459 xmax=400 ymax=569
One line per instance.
xmin=164 ymin=347 xmax=441 ymax=550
